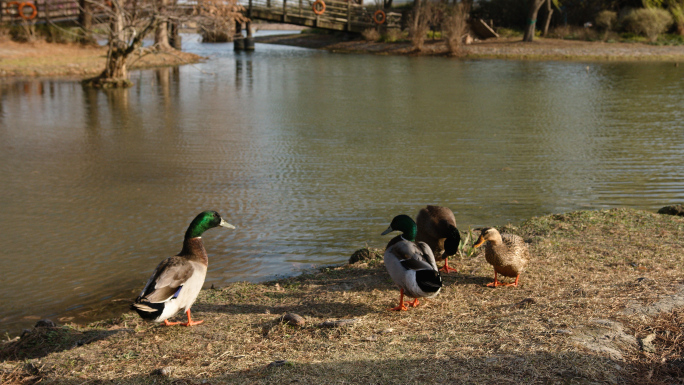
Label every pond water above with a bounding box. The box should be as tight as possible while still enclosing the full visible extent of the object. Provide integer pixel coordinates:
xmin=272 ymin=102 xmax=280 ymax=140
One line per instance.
xmin=1 ymin=33 xmax=683 ymax=335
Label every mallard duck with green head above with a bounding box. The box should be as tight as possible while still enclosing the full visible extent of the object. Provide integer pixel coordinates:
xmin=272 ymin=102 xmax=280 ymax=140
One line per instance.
xmin=415 ymin=205 xmax=462 ymax=273
xmin=473 ymin=227 xmax=529 ymax=287
xmin=382 ymin=214 xmax=443 ymax=311
xmin=131 ymin=211 xmax=235 ymax=326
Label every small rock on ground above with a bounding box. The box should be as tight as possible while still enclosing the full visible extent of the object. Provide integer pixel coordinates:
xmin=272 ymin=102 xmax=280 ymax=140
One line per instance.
xmin=658 ymin=205 xmax=684 ymax=216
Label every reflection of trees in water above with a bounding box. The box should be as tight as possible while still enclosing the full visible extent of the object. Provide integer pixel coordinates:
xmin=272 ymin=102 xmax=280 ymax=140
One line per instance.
xmin=235 ymin=54 xmax=254 ymax=91
xmin=154 ymin=66 xmax=182 ymax=129
xmin=82 ymin=85 xmax=101 ymax=131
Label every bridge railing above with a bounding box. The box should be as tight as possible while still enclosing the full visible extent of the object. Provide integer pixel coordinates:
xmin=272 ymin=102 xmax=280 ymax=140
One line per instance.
xmin=244 ymin=0 xmax=401 ymax=32
xmin=1 ymin=0 xmax=401 ymax=33
xmin=1 ymin=0 xmax=111 ymax=24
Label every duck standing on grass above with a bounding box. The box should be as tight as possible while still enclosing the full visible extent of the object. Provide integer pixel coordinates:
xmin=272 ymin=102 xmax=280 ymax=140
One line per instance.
xmin=415 ymin=205 xmax=462 ymax=273
xmin=473 ymin=227 xmax=529 ymax=287
xmin=131 ymin=211 xmax=235 ymax=326
xmin=381 ymin=215 xmax=442 ymax=311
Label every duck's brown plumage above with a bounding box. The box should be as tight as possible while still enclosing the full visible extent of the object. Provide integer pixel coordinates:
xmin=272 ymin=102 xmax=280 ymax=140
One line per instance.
xmin=475 ymin=228 xmax=529 ymax=287
xmin=415 ymin=205 xmax=461 ymax=273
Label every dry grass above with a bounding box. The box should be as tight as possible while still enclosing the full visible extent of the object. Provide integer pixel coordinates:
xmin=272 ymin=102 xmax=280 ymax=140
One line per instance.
xmin=0 ymin=40 xmax=204 ymax=78
xmin=2 ymin=208 xmax=684 ymax=384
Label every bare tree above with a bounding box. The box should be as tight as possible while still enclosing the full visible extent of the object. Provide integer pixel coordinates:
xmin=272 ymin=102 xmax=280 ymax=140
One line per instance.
xmin=523 ymin=0 xmax=545 ymax=42
xmin=409 ymin=0 xmax=433 ymax=51
xmin=444 ymin=1 xmax=470 ymax=55
xmin=155 ymin=0 xmax=173 ymax=50
xmin=195 ymin=0 xmax=248 ymax=42
xmin=542 ymin=0 xmax=552 ymax=36
xmin=83 ymin=0 xmax=166 ymax=88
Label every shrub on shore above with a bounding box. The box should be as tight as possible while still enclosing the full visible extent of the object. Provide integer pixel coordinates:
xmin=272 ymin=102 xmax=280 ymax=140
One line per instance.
xmin=361 ymin=28 xmax=381 ymax=42
xmin=595 ymin=10 xmax=617 ymax=41
xmin=621 ymin=7 xmax=673 ymax=42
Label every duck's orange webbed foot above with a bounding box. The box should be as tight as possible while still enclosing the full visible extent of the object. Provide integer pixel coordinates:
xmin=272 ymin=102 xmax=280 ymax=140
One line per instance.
xmin=181 ymin=320 xmax=204 ymax=326
xmin=501 ymin=275 xmax=520 ymax=287
xmin=407 ymin=298 xmax=420 ymax=307
xmin=439 ymin=259 xmax=458 ymax=274
xmin=163 ymin=319 xmax=181 ymax=326
xmin=485 ymin=271 xmax=502 ymax=288
xmin=388 ymin=289 xmax=409 ymax=311
xmin=179 ymin=309 xmax=204 ymax=327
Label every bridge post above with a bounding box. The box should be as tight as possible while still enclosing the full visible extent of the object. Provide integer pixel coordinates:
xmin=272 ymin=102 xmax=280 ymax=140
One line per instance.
xmin=234 ymin=20 xmax=245 ymax=51
xmin=249 ymin=0 xmax=253 ymax=18
xmin=245 ymin=21 xmax=255 ymax=50
xmin=78 ymin=0 xmax=94 ymax=43
xmin=346 ymin=1 xmax=352 ymax=31
xmin=282 ymin=0 xmax=287 ymax=23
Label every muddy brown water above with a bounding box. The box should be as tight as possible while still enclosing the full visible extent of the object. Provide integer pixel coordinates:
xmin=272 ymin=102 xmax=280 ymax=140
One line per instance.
xmin=1 ymin=34 xmax=683 ymax=336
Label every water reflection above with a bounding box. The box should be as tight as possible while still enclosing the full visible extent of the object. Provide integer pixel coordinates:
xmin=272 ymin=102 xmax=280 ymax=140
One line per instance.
xmin=1 ymin=38 xmax=683 ymax=335
xmin=235 ymin=52 xmax=255 ymax=90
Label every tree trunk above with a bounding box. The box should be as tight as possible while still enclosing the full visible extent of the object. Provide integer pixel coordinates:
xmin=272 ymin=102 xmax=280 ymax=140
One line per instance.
xmin=522 ymin=0 xmax=545 ymax=42
xmin=78 ymin=0 xmax=95 ymax=44
xmin=155 ymin=0 xmax=172 ymax=50
xmin=542 ymin=0 xmax=553 ymax=37
xmin=412 ymin=0 xmax=421 ymax=36
xmin=85 ymin=0 xmax=153 ymax=88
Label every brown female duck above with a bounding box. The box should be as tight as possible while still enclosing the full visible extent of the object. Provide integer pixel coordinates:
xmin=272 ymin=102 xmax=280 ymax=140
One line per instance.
xmin=473 ymin=227 xmax=529 ymax=287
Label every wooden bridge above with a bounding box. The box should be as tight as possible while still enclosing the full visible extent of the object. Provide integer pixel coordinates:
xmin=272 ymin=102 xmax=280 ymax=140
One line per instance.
xmin=0 ymin=0 xmax=401 ymax=32
xmin=243 ymin=0 xmax=401 ymax=33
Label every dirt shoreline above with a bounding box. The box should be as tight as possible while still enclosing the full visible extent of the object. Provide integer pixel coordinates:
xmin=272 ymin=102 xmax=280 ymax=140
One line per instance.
xmin=257 ymin=33 xmax=684 ymax=62
xmin=0 ymin=40 xmax=205 ymax=78
xmin=1 ymin=208 xmax=683 ymax=384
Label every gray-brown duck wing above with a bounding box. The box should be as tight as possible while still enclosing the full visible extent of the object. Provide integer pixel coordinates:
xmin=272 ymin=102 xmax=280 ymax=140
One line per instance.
xmin=137 ymin=256 xmax=195 ymax=303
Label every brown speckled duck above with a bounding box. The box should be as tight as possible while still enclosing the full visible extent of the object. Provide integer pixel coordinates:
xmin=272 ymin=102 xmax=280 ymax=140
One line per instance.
xmin=473 ymin=227 xmax=529 ymax=287
xmin=415 ymin=205 xmax=461 ymax=273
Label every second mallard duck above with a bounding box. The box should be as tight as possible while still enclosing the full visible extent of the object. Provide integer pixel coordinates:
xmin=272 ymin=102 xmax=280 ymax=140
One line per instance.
xmin=415 ymin=205 xmax=461 ymax=273
xmin=473 ymin=227 xmax=529 ymax=287
xmin=382 ymin=214 xmax=442 ymax=311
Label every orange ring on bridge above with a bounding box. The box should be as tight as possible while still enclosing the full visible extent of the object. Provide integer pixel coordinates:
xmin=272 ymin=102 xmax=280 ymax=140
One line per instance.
xmin=18 ymin=2 xmax=37 ymax=20
xmin=6 ymin=1 xmax=20 ymax=15
xmin=312 ymin=0 xmax=325 ymax=15
xmin=373 ymin=9 xmax=386 ymax=24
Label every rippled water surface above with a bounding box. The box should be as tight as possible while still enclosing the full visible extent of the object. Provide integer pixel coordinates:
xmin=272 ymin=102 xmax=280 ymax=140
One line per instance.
xmin=1 ymin=34 xmax=683 ymax=334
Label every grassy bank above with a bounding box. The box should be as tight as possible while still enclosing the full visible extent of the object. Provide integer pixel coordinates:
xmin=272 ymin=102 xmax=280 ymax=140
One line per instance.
xmin=0 ymin=40 xmax=203 ymax=78
xmin=2 ymin=208 xmax=683 ymax=384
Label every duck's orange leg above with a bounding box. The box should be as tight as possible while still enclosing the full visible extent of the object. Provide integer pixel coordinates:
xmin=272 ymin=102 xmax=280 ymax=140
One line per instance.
xmin=179 ymin=309 xmax=204 ymax=326
xmin=486 ymin=271 xmax=503 ymax=287
xmin=407 ymin=298 xmax=420 ymax=307
xmin=163 ymin=319 xmax=181 ymax=326
xmin=389 ymin=289 xmax=409 ymax=311
xmin=502 ymin=275 xmax=520 ymax=287
xmin=439 ymin=258 xmax=458 ymax=274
